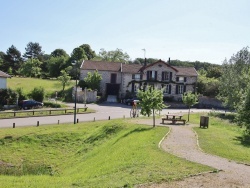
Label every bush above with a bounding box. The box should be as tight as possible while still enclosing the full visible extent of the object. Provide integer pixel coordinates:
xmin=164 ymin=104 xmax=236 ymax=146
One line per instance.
xmin=0 ymin=88 xmax=18 ymax=105
xmin=43 ymin=101 xmax=62 ymax=108
xmin=29 ymin=87 xmax=45 ymax=102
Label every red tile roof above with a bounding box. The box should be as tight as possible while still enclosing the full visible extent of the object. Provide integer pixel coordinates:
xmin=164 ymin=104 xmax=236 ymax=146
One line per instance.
xmin=80 ymin=60 xmax=198 ymax=76
xmin=0 ymin=70 xmax=11 ymax=78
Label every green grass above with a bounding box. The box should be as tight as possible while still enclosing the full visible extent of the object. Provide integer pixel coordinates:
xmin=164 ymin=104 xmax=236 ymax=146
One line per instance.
xmin=188 ymin=113 xmax=250 ymax=164
xmin=7 ymin=77 xmax=75 ymax=96
xmin=0 ymin=119 xmax=213 ymax=187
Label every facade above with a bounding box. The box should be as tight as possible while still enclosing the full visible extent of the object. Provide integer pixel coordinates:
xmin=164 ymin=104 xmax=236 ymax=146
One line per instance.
xmin=80 ymin=59 xmax=198 ymax=101
xmin=0 ymin=70 xmax=11 ymax=89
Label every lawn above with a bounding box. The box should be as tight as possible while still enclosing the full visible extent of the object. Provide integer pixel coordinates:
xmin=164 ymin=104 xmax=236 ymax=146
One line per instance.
xmin=7 ymin=77 xmax=75 ymax=96
xmin=188 ymin=113 xmax=250 ymax=165
xmin=0 ymin=119 xmax=213 ymax=187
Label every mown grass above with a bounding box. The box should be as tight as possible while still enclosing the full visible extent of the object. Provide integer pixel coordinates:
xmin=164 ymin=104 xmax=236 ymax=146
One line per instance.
xmin=188 ymin=113 xmax=250 ymax=164
xmin=0 ymin=107 xmax=93 ymax=119
xmin=0 ymin=119 xmax=213 ymax=187
xmin=7 ymin=77 xmax=75 ymax=96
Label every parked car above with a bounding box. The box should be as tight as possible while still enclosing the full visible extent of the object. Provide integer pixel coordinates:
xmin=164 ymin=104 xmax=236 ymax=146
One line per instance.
xmin=18 ymin=100 xmax=44 ymax=110
xmin=124 ymin=97 xmax=140 ymax=106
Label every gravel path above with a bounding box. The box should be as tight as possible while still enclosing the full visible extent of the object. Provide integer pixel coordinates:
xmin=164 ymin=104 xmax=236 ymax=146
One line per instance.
xmin=132 ymin=119 xmax=250 ymax=188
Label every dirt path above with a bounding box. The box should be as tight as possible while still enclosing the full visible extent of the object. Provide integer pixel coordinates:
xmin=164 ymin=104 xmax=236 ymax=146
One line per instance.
xmin=132 ymin=119 xmax=250 ymax=188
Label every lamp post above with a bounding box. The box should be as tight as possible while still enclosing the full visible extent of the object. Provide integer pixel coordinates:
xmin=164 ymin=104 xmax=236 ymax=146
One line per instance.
xmin=72 ymin=61 xmax=77 ymax=124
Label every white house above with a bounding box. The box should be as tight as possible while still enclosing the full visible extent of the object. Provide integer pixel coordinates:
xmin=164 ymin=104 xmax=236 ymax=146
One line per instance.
xmin=0 ymin=70 xmax=11 ymax=89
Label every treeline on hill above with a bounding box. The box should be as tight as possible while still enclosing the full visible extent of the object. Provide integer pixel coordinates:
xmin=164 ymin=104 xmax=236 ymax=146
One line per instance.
xmin=0 ymin=42 xmax=221 ymax=98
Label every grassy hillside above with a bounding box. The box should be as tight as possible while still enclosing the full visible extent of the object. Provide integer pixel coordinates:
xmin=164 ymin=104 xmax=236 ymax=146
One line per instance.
xmin=7 ymin=77 xmax=75 ymax=97
xmin=0 ymin=119 xmax=213 ymax=187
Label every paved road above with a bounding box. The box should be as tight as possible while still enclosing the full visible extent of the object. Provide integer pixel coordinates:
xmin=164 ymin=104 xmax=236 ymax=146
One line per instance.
xmin=0 ymin=102 xmax=212 ymax=128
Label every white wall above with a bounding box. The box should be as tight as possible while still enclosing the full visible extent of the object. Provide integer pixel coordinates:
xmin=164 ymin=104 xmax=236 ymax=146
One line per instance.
xmin=0 ymin=78 xmax=7 ymax=89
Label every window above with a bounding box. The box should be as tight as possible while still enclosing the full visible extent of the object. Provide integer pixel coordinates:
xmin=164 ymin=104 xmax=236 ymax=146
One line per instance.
xmin=147 ymin=71 xmax=157 ymax=80
xmin=176 ymin=85 xmax=186 ymax=94
xmin=162 ymin=84 xmax=171 ymax=94
xmin=111 ymin=73 xmax=117 ymax=83
xmin=176 ymin=77 xmax=187 ymax=82
xmin=132 ymin=74 xmax=141 ymax=80
xmin=162 ymin=72 xmax=169 ymax=81
xmin=134 ymin=83 xmax=139 ymax=92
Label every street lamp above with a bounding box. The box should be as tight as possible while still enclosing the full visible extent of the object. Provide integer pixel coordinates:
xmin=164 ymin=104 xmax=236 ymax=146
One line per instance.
xmin=72 ymin=61 xmax=77 ymax=124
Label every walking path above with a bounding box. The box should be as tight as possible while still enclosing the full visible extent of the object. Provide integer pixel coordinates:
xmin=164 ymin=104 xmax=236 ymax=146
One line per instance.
xmin=133 ymin=119 xmax=250 ymax=188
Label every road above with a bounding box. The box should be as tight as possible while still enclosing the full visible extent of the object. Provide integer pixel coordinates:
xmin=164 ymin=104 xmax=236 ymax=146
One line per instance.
xmin=0 ymin=102 xmax=213 ymax=128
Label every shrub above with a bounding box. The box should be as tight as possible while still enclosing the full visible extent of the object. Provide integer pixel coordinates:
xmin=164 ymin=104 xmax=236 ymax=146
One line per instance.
xmin=29 ymin=87 xmax=45 ymax=102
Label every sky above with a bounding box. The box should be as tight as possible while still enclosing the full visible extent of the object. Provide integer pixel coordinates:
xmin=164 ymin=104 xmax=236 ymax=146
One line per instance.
xmin=1 ymin=0 xmax=250 ymax=64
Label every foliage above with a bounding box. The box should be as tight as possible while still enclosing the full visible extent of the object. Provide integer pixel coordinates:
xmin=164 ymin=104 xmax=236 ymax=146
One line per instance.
xmin=197 ymin=72 xmax=219 ymax=97
xmin=218 ymin=47 xmax=250 ymax=110
xmin=70 ymin=47 xmax=87 ymax=63
xmin=15 ymin=87 xmax=27 ymax=101
xmin=50 ymin=49 xmax=69 ymax=58
xmin=83 ymin=70 xmax=102 ymax=91
xmin=236 ymin=88 xmax=250 ymax=136
xmin=47 ymin=56 xmax=70 ymax=78
xmin=0 ymin=88 xmax=18 ymax=105
xmin=23 ymin=42 xmax=44 ymax=61
xmin=78 ymin=80 xmax=88 ymax=89
xmin=4 ymin=45 xmax=23 ymax=75
xmin=137 ymin=86 xmax=166 ymax=127
xmin=182 ymin=92 xmax=199 ymax=121
xmin=19 ymin=59 xmax=42 ymax=78
xmin=79 ymin=44 xmax=96 ymax=60
xmin=97 ymin=48 xmax=130 ymax=63
xmin=58 ymin=70 xmax=71 ymax=92
xmin=29 ymin=87 xmax=45 ymax=102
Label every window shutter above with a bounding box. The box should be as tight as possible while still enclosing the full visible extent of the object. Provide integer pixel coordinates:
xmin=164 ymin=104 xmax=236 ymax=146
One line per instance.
xmin=162 ymin=72 xmax=164 ymax=81
xmin=147 ymin=71 xmax=150 ymax=80
xmin=169 ymin=85 xmax=172 ymax=94
xmin=176 ymin=85 xmax=178 ymax=94
xmin=140 ymin=74 xmax=143 ymax=80
xmin=176 ymin=77 xmax=179 ymax=82
xmin=184 ymin=85 xmax=186 ymax=93
xmin=132 ymin=74 xmax=135 ymax=79
xmin=132 ymin=83 xmax=135 ymax=92
xmin=155 ymin=71 xmax=157 ymax=80
xmin=170 ymin=72 xmax=172 ymax=81
xmin=184 ymin=77 xmax=187 ymax=82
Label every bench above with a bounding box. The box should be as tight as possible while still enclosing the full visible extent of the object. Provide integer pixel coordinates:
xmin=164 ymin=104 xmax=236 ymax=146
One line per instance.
xmin=162 ymin=118 xmax=186 ymax=125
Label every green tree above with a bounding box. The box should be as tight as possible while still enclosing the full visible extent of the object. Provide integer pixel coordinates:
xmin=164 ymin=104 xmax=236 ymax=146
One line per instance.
xmin=19 ymin=59 xmax=42 ymax=77
xmin=58 ymin=70 xmax=71 ymax=92
xmin=97 ymin=48 xmax=130 ymax=63
xmin=4 ymin=45 xmax=23 ymax=75
xmin=47 ymin=56 xmax=69 ymax=78
xmin=71 ymin=47 xmax=87 ymax=63
xmin=182 ymin=92 xmax=199 ymax=122
xmin=84 ymin=70 xmax=102 ymax=91
xmin=79 ymin=44 xmax=96 ymax=60
xmin=137 ymin=86 xmax=166 ymax=127
xmin=218 ymin=47 xmax=250 ymax=110
xmin=50 ymin=49 xmax=69 ymax=58
xmin=29 ymin=87 xmax=45 ymax=102
xmin=23 ymin=42 xmax=44 ymax=61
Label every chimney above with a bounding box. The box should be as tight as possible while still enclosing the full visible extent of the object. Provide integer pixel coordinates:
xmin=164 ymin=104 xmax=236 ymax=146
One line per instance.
xmin=168 ymin=57 xmax=170 ymax=63
xmin=144 ymin=58 xmax=147 ymax=67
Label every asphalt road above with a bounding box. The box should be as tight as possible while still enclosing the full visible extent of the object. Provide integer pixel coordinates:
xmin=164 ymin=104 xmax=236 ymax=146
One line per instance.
xmin=0 ymin=102 xmax=213 ymax=129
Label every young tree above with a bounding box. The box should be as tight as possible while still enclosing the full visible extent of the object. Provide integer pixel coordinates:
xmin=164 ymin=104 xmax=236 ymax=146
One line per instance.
xmin=19 ymin=59 xmax=42 ymax=77
xmin=83 ymin=70 xmax=102 ymax=91
xmin=4 ymin=45 xmax=23 ymax=75
xmin=79 ymin=44 xmax=96 ymax=60
xmin=182 ymin=91 xmax=199 ymax=122
xmin=23 ymin=42 xmax=44 ymax=61
xmin=137 ymin=86 xmax=166 ymax=127
xmin=58 ymin=70 xmax=71 ymax=92
xmin=97 ymin=48 xmax=130 ymax=63
xmin=29 ymin=87 xmax=45 ymax=102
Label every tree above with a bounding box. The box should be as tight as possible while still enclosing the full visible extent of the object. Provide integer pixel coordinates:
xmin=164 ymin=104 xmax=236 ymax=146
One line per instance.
xmin=218 ymin=47 xmax=250 ymax=110
xmin=23 ymin=42 xmax=44 ymax=60
xmin=182 ymin=92 xmax=199 ymax=122
xmin=71 ymin=47 xmax=87 ymax=63
xmin=137 ymin=86 xmax=166 ymax=127
xmin=58 ymin=70 xmax=71 ymax=92
xmin=4 ymin=45 xmax=23 ymax=75
xmin=79 ymin=44 xmax=96 ymax=60
xmin=97 ymin=48 xmax=130 ymax=63
xmin=237 ymin=88 xmax=250 ymax=136
xmin=50 ymin=49 xmax=69 ymax=58
xmin=83 ymin=70 xmax=102 ymax=91
xmin=19 ymin=59 xmax=42 ymax=77
xmin=47 ymin=56 xmax=69 ymax=78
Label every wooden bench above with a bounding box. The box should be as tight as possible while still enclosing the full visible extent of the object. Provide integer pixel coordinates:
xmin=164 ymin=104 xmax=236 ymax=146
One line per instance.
xmin=162 ymin=118 xmax=186 ymax=125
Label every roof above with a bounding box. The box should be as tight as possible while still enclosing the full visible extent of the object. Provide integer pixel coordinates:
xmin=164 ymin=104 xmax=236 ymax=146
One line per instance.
xmin=80 ymin=60 xmax=142 ymax=74
xmin=173 ymin=66 xmax=198 ymax=76
xmin=80 ymin=60 xmax=198 ymax=76
xmin=0 ymin=70 xmax=11 ymax=78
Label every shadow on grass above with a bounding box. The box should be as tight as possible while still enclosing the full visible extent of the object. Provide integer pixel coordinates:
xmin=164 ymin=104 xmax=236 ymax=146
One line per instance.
xmin=234 ymin=135 xmax=250 ymax=148
xmin=114 ymin=127 xmax=153 ymax=144
xmin=210 ymin=113 xmax=236 ymax=123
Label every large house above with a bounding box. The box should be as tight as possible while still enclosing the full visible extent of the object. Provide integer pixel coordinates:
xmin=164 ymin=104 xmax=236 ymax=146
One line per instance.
xmin=80 ymin=59 xmax=198 ymax=101
xmin=0 ymin=70 xmax=11 ymax=89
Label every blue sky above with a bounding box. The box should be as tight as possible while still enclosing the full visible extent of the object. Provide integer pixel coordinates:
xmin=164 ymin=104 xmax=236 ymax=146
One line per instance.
xmin=1 ymin=0 xmax=250 ymax=64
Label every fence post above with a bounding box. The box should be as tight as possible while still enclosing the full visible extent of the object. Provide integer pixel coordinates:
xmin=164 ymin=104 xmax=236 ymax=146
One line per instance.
xmin=14 ymin=112 xmax=16 ymax=117
xmin=77 ymin=119 xmax=79 ymax=123
xmin=33 ymin=111 xmax=35 ymax=115
xmin=13 ymin=123 xmax=15 ymax=128
xmin=58 ymin=120 xmax=60 ymax=124
xmin=94 ymin=117 xmax=95 ymax=122
xmin=109 ymin=116 xmax=110 ymax=120
xmin=37 ymin=121 xmax=39 ymax=127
